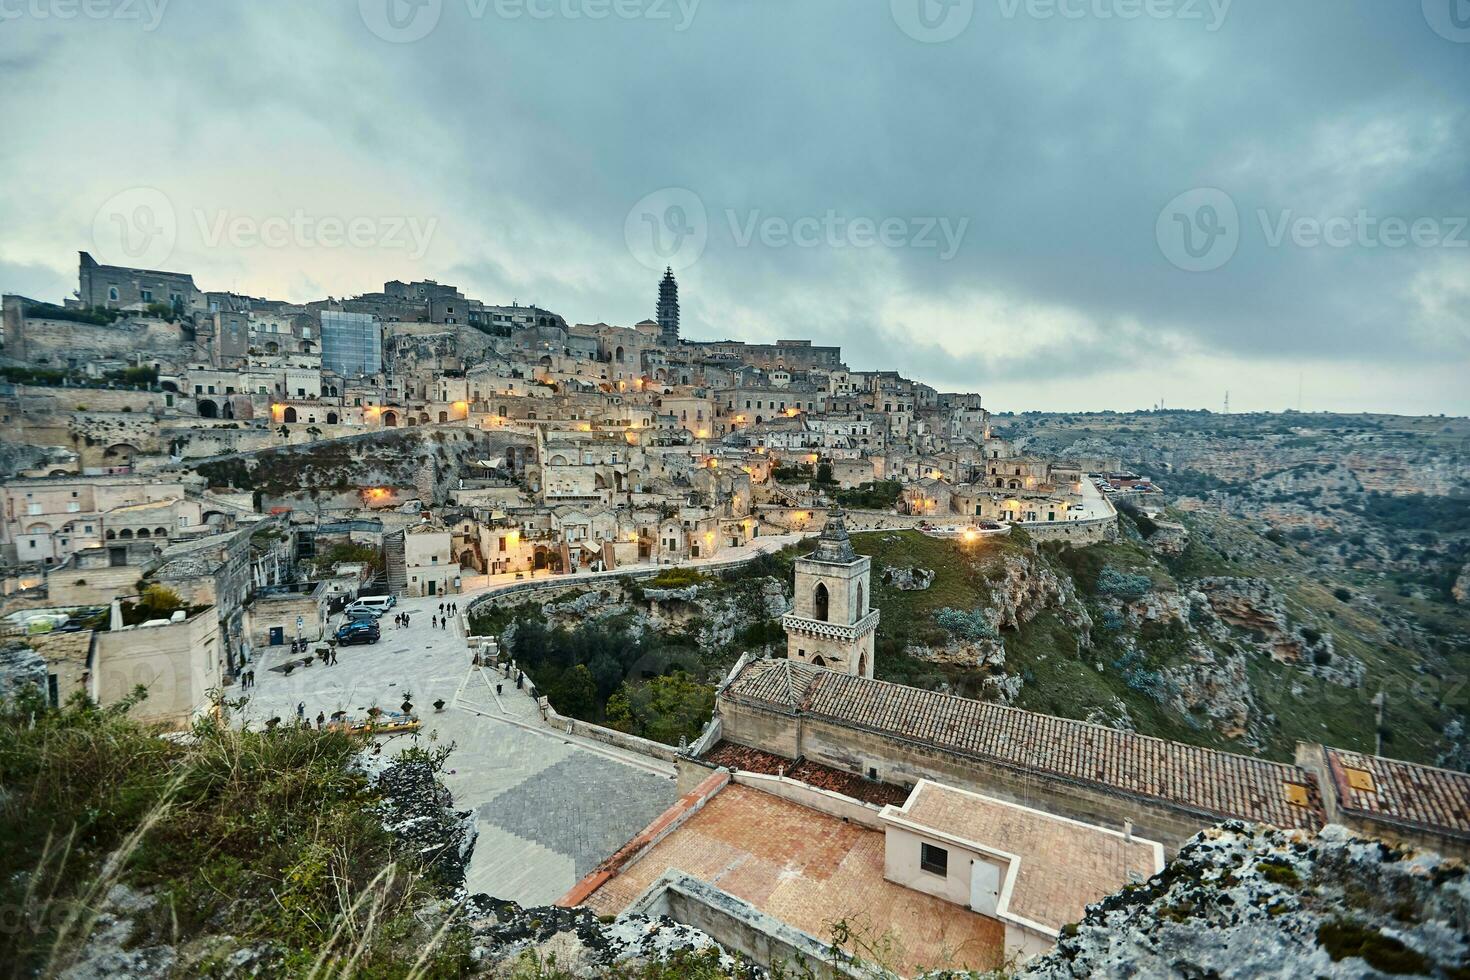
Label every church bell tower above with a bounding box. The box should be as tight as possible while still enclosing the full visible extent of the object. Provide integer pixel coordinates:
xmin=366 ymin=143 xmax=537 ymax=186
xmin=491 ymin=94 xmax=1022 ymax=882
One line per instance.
xmin=782 ymin=508 xmax=878 ymax=678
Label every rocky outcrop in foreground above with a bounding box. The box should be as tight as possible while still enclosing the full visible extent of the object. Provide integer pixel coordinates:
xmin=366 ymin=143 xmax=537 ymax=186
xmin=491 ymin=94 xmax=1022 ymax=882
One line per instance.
xmin=1023 ymin=822 xmax=1469 ymax=979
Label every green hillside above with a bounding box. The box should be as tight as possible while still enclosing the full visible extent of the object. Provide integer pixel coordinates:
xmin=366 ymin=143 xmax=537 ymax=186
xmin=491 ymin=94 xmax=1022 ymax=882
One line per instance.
xmin=846 ymin=518 xmax=1468 ymax=769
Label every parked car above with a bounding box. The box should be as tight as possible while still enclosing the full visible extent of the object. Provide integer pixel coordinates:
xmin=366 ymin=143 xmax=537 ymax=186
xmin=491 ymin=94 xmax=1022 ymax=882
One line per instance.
xmin=335 ymin=621 xmax=380 ymax=645
xmin=347 ymin=595 xmax=395 ymax=617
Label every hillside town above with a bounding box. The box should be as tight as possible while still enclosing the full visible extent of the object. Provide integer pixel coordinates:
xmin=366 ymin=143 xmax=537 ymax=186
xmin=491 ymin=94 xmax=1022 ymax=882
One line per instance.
xmin=1 ymin=254 xmax=1466 ymax=978
xmin=0 ymin=252 xmax=1122 ymax=713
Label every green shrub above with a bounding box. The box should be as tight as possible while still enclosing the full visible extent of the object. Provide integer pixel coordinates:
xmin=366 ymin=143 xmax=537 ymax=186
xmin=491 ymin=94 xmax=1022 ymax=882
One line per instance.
xmin=933 ymin=607 xmax=998 ymax=642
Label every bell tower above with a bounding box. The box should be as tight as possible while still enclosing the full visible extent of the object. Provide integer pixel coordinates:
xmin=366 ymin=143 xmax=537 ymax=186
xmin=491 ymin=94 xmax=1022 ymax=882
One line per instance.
xmin=782 ymin=508 xmax=878 ymax=678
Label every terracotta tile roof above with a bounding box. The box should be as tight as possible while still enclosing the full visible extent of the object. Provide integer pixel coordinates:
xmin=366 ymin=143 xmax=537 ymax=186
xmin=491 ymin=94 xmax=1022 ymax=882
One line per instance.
xmin=1326 ymin=749 xmax=1470 ymax=841
xmin=704 ymin=741 xmax=910 ymax=807
xmin=723 ymin=658 xmax=822 ymax=710
xmin=723 ymin=660 xmax=1322 ymax=830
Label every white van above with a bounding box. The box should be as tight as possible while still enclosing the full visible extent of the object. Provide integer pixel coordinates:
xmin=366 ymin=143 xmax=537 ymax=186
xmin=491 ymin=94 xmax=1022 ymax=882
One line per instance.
xmin=347 ymin=595 xmax=395 ymax=617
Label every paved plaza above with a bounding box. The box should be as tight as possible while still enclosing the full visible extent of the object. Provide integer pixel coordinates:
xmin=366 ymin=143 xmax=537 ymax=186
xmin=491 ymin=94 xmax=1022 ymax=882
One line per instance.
xmin=235 ymin=592 xmax=679 ymax=907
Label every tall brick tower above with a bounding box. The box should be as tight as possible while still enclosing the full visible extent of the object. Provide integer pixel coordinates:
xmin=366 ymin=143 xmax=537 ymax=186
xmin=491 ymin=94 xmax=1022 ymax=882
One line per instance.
xmin=656 ymin=267 xmax=679 ymax=346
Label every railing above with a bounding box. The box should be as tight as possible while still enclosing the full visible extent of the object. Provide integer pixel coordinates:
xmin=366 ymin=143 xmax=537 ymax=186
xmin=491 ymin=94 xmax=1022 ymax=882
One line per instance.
xmin=781 ymin=608 xmax=879 ymax=641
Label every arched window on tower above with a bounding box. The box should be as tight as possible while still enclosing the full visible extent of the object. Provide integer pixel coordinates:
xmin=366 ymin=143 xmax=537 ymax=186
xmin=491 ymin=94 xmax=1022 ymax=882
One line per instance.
xmin=857 ymin=583 xmax=864 ymax=617
xmin=813 ymin=582 xmax=829 ymax=622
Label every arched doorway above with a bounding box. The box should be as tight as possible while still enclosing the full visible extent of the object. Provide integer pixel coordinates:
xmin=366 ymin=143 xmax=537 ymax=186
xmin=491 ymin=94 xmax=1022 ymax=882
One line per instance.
xmin=381 ymin=410 xmax=398 ymax=427
xmin=198 ymin=399 xmax=218 ymax=419
xmin=326 ymin=412 xmax=338 ymax=424
xmin=283 ymin=407 xmax=298 ymax=423
xmin=812 ymin=655 xmax=827 ymax=668
xmin=813 ymin=583 xmax=829 ymax=622
xmin=438 ymin=411 xmax=448 ymax=423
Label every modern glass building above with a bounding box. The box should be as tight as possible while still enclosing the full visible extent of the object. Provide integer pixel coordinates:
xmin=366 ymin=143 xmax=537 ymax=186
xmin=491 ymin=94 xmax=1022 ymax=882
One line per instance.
xmin=319 ymin=310 xmax=382 ymax=378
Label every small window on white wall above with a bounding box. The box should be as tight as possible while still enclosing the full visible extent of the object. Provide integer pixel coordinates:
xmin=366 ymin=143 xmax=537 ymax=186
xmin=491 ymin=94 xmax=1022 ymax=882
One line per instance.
xmin=920 ymin=842 xmax=948 ymax=877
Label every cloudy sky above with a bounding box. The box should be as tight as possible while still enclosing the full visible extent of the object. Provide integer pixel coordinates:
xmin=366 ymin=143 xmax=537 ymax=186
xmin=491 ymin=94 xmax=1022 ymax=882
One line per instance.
xmin=2 ymin=0 xmax=1467 ymax=415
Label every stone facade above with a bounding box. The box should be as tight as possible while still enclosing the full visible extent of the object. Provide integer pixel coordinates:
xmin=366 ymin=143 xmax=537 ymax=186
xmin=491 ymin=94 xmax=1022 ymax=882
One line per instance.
xmin=782 ymin=510 xmax=877 ymax=678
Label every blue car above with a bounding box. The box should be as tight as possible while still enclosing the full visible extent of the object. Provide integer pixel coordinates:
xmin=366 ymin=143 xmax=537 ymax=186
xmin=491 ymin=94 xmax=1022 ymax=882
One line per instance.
xmin=335 ymin=621 xmax=380 ymax=645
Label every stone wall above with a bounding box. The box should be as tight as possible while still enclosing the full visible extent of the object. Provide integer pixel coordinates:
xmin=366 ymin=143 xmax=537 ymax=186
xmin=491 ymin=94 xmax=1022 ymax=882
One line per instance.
xmin=543 ymin=704 xmax=680 ymax=763
xmin=9 ymin=315 xmax=191 ymax=365
xmin=625 ymin=870 xmax=861 ymax=980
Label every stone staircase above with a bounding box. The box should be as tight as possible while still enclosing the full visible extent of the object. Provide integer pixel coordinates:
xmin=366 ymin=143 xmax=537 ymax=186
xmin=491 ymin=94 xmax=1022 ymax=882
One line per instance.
xmin=768 ymin=483 xmax=802 ymax=506
xmin=384 ymin=530 xmax=407 ymax=595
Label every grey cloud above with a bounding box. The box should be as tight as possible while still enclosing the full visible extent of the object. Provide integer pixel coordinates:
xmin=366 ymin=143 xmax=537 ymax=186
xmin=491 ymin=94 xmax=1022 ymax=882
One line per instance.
xmin=0 ymin=0 xmax=1465 ymax=411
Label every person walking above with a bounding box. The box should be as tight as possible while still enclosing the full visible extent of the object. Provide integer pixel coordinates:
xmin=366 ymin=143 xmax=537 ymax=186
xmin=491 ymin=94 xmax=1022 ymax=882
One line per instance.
xmin=296 ymin=701 xmax=305 ymax=721
xmin=431 ymin=615 xmax=438 ymax=629
xmin=316 ymin=711 xmax=325 ymax=730
xmin=329 ymin=646 xmax=338 ymax=665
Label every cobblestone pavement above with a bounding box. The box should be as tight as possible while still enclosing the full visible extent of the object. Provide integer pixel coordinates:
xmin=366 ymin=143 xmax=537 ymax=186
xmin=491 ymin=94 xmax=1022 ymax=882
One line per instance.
xmin=236 ymin=592 xmax=677 ymax=907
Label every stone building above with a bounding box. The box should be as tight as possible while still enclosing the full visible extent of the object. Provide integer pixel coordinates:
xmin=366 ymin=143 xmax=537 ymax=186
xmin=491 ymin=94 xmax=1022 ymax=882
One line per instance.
xmin=781 ymin=509 xmax=877 ymax=678
xmin=77 ymin=251 xmax=201 ymax=312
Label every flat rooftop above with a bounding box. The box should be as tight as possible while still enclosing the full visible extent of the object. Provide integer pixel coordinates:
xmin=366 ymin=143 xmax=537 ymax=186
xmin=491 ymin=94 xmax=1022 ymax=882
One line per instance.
xmin=884 ymin=780 xmax=1164 ymax=933
xmin=580 ymin=783 xmax=1004 ymax=976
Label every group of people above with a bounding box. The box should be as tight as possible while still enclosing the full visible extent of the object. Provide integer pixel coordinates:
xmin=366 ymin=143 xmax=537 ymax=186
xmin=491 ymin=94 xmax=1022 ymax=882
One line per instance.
xmin=293 ymin=702 xmax=349 ymax=730
xmin=391 ymin=611 xmax=412 ymax=628
xmin=429 ymin=602 xmax=460 ymax=631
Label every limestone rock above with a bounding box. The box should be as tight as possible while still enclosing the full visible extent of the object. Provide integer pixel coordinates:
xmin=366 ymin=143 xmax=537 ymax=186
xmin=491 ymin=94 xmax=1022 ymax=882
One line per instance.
xmin=880 ymin=565 xmax=935 ymax=591
xmin=0 ymin=642 xmax=47 ymax=700
xmin=910 ymin=636 xmax=1006 ymax=670
xmin=1022 ymin=822 xmax=1470 ymax=980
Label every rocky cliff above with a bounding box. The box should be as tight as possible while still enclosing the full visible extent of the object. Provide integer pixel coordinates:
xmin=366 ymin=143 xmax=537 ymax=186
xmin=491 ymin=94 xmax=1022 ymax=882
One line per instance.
xmin=1023 ymin=822 xmax=1470 ymax=980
